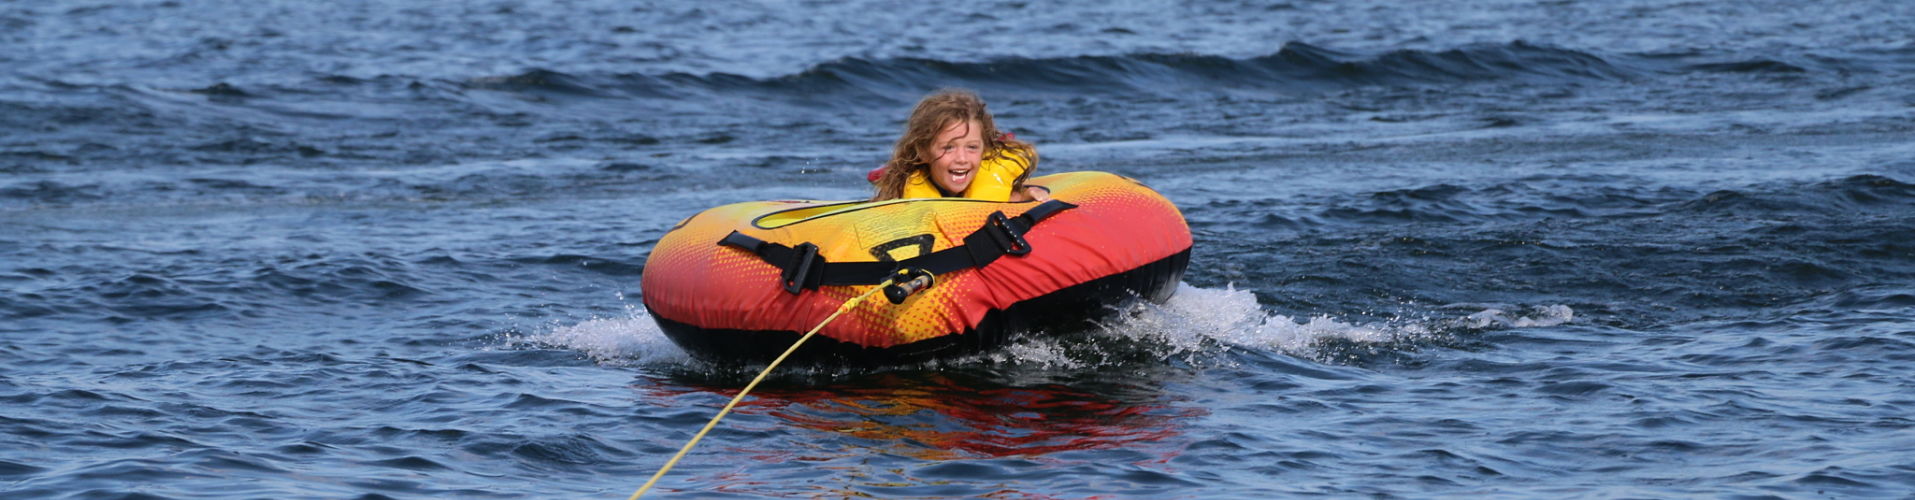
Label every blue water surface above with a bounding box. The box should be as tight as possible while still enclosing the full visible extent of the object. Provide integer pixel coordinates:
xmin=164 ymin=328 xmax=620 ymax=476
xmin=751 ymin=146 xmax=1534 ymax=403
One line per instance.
xmin=3 ymin=1 xmax=1913 ymax=498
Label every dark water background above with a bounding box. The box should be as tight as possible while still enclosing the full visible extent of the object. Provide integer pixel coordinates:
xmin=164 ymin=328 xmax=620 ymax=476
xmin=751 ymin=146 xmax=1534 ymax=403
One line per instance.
xmin=5 ymin=1 xmax=1914 ymax=497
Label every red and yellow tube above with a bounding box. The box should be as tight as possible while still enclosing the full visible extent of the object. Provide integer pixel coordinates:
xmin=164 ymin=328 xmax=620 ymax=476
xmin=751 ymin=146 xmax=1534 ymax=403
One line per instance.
xmin=640 ymin=171 xmax=1191 ymax=364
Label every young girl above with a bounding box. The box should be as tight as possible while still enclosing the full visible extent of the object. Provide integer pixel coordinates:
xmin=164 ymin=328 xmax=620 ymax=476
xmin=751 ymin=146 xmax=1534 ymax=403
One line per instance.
xmin=870 ymin=90 xmax=1050 ymax=202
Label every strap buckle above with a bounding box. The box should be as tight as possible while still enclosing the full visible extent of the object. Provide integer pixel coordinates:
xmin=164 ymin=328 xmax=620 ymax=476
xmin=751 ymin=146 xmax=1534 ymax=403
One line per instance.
xmin=781 ymin=242 xmax=820 ymax=294
xmin=983 ymin=211 xmax=1031 ymax=256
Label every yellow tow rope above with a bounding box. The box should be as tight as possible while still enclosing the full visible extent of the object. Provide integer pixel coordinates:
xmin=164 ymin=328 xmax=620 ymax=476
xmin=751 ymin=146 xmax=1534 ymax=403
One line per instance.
xmin=629 ymin=283 xmax=890 ymax=499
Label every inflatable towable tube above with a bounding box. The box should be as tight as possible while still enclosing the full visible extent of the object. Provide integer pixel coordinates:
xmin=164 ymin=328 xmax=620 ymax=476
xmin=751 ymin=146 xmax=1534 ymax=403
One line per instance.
xmin=641 ymin=171 xmax=1191 ymax=365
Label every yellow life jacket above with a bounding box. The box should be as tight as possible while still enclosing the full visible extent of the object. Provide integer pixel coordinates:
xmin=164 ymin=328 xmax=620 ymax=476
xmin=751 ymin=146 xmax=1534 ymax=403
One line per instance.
xmin=900 ymin=150 xmax=1033 ymax=201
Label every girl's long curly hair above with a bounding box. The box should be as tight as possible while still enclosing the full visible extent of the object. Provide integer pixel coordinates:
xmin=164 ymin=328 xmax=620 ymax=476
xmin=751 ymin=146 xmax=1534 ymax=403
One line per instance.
xmin=871 ymin=89 xmax=1036 ymax=201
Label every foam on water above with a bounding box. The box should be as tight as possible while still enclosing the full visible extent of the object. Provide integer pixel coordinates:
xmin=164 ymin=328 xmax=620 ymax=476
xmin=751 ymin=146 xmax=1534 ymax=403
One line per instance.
xmin=1077 ymin=283 xmax=1577 ymax=365
xmin=1450 ymin=303 xmax=1575 ymax=329
xmin=527 ymin=283 xmax=1582 ymax=372
xmin=505 ymin=294 xmax=689 ymax=367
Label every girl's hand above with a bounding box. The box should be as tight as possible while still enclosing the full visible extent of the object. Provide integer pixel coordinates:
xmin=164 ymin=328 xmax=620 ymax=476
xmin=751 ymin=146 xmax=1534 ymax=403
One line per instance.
xmin=1013 ymin=185 xmax=1052 ymax=202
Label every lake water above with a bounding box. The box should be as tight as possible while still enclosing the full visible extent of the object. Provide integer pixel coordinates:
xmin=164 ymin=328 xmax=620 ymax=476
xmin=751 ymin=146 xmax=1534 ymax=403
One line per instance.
xmin=4 ymin=1 xmax=1913 ymax=497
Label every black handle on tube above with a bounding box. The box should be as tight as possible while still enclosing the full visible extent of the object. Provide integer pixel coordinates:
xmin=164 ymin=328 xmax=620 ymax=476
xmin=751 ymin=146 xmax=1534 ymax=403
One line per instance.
xmin=883 ymin=268 xmax=935 ymax=305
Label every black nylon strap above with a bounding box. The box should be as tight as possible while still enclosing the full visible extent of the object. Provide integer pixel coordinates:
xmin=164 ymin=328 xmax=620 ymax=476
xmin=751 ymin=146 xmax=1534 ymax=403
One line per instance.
xmin=716 ymin=200 xmax=1077 ymax=293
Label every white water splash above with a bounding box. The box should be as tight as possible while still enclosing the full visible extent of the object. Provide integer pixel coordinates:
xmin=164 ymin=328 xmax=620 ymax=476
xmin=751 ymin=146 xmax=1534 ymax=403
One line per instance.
xmin=1450 ymin=303 xmax=1576 ymax=329
xmin=1089 ymin=283 xmax=1576 ymax=362
xmin=513 ymin=286 xmax=1575 ymax=369
xmin=988 ymin=338 xmax=1079 ymax=368
xmin=507 ymin=298 xmax=690 ymax=366
xmin=1088 ymin=283 xmax=1392 ymax=356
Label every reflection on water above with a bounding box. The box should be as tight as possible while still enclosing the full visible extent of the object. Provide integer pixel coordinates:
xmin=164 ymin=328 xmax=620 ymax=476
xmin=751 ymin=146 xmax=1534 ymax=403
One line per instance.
xmin=648 ymin=370 xmax=1201 ymax=463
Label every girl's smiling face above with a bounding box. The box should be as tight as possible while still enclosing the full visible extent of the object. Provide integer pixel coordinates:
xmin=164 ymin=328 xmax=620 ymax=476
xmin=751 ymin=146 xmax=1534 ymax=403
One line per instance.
xmin=925 ymin=119 xmax=983 ymax=194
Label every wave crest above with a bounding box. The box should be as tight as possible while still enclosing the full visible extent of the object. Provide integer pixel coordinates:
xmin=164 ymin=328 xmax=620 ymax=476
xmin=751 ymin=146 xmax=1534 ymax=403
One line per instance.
xmin=459 ymin=42 xmax=1635 ymax=102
